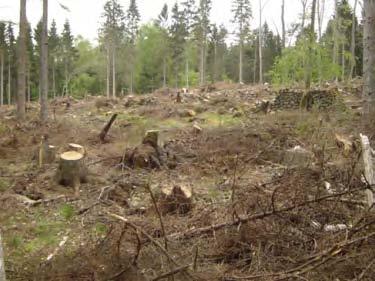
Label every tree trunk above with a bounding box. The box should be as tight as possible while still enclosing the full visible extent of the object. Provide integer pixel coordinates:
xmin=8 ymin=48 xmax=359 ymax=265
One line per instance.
xmin=259 ymin=0 xmax=263 ymax=84
xmin=27 ymin=67 xmax=30 ymax=103
xmin=317 ymin=0 xmax=326 ymax=41
xmin=305 ymin=0 xmax=317 ymax=89
xmin=7 ymin=56 xmax=10 ymax=105
xmin=200 ymin=41 xmax=205 ymax=86
xmin=360 ymin=134 xmax=374 ymax=207
xmin=40 ymin=0 xmax=49 ymax=123
xmin=0 ymin=51 xmax=3 ymax=106
xmin=112 ymin=47 xmax=116 ymax=98
xmin=52 ymin=59 xmax=56 ymax=99
xmin=239 ymin=39 xmax=243 ymax=84
xmin=363 ymin=0 xmax=375 ymax=119
xmin=349 ymin=0 xmax=358 ymax=79
xmin=163 ymin=56 xmax=167 ymax=88
xmin=106 ymin=46 xmax=110 ymax=98
xmin=333 ymin=0 xmax=339 ymax=69
xmin=17 ymin=0 xmax=27 ymax=119
xmin=341 ymin=43 xmax=345 ymax=81
xmin=281 ymin=0 xmax=286 ymax=48
xmin=185 ymin=59 xmax=189 ymax=89
xmin=0 ymin=232 xmax=6 ymax=281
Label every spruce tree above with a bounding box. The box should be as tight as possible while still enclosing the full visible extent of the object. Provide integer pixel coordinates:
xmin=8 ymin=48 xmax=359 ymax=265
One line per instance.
xmin=0 ymin=22 xmax=6 ymax=106
xmin=6 ymin=23 xmax=16 ymax=105
xmin=196 ymin=0 xmax=211 ymax=85
xmin=49 ymin=19 xmax=60 ymax=98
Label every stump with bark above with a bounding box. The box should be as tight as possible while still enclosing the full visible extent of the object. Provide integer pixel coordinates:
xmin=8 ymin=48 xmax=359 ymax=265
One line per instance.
xmin=159 ymin=185 xmax=193 ymax=215
xmin=38 ymin=136 xmax=56 ymax=167
xmin=55 ymin=151 xmax=88 ymax=197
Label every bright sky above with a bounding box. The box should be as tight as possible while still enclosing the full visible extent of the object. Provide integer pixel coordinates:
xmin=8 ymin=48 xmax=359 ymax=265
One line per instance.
xmin=0 ymin=0 xmax=361 ymax=44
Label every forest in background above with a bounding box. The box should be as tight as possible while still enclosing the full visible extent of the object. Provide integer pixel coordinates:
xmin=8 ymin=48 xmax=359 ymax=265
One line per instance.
xmin=0 ymin=0 xmax=363 ymax=100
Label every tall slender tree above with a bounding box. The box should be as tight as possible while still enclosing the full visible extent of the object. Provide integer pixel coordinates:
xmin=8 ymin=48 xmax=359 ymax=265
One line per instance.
xmin=281 ymin=0 xmax=286 ymax=48
xmin=40 ymin=0 xmax=48 ymax=122
xmin=182 ymin=0 xmax=196 ymax=88
xmin=156 ymin=3 xmax=169 ymax=88
xmin=232 ymin=0 xmax=251 ymax=84
xmin=363 ymin=0 xmax=375 ymax=121
xmin=6 ymin=23 xmax=16 ymax=105
xmin=49 ymin=19 xmax=59 ymax=98
xmin=0 ymin=23 xmax=6 ymax=106
xmin=61 ymin=20 xmax=76 ymax=97
xmin=305 ymin=0 xmax=317 ymax=89
xmin=349 ymin=0 xmax=358 ymax=79
xmin=196 ymin=0 xmax=212 ymax=86
xmin=17 ymin=0 xmax=27 ymax=119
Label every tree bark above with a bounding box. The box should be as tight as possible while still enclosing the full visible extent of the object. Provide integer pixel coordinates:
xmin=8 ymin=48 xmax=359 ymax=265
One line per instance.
xmin=27 ymin=67 xmax=30 ymax=103
xmin=17 ymin=0 xmax=27 ymax=119
xmin=305 ymin=0 xmax=317 ymax=89
xmin=7 ymin=56 xmax=10 ymax=105
xmin=112 ymin=47 xmax=116 ymax=98
xmin=317 ymin=0 xmax=326 ymax=41
xmin=333 ymin=0 xmax=339 ymax=69
xmin=363 ymin=0 xmax=375 ymax=119
xmin=360 ymin=134 xmax=374 ymax=207
xmin=239 ymin=39 xmax=243 ymax=84
xmin=163 ymin=56 xmax=167 ymax=88
xmin=40 ymin=0 xmax=49 ymax=123
xmin=52 ymin=59 xmax=56 ymax=99
xmin=0 ymin=232 xmax=6 ymax=281
xmin=106 ymin=45 xmax=110 ymax=98
xmin=0 ymin=51 xmax=3 ymax=106
xmin=349 ymin=0 xmax=358 ymax=79
xmin=281 ymin=0 xmax=286 ymax=48
xmin=259 ymin=0 xmax=263 ymax=84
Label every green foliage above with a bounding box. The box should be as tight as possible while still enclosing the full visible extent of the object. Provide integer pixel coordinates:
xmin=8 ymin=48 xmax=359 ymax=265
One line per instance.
xmin=0 ymin=177 xmax=10 ymax=192
xmin=94 ymin=223 xmax=107 ymax=236
xmin=59 ymin=204 xmax=75 ymax=220
xmin=271 ymin=40 xmax=340 ymax=85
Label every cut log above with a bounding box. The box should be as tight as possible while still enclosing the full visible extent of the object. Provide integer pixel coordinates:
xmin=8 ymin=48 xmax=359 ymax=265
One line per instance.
xmin=38 ymin=136 xmax=56 ymax=167
xmin=360 ymin=134 xmax=374 ymax=207
xmin=143 ymin=130 xmax=159 ymax=148
xmin=0 ymin=232 xmax=6 ymax=281
xmin=68 ymin=143 xmax=85 ymax=156
xmin=99 ymin=113 xmax=118 ymax=143
xmin=159 ymin=185 xmax=193 ymax=215
xmin=56 ymin=151 xmax=87 ymax=197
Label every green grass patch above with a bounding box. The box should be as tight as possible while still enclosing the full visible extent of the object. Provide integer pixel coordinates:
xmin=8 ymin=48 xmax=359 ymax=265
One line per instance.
xmin=59 ymin=204 xmax=75 ymax=221
xmin=201 ymin=112 xmax=242 ymax=128
xmin=0 ymin=178 xmax=10 ymax=192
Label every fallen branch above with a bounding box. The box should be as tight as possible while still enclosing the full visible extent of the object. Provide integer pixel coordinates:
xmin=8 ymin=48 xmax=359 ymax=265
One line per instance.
xmin=99 ymin=113 xmax=118 ymax=143
xmin=151 ymin=264 xmax=190 ymax=281
xmin=1 ymin=194 xmax=67 ymax=207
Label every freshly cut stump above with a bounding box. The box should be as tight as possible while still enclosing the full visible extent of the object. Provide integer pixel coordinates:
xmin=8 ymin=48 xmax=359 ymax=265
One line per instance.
xmin=159 ymin=185 xmax=193 ymax=215
xmin=68 ymin=143 xmax=86 ymax=155
xmin=56 ymin=151 xmax=88 ymax=197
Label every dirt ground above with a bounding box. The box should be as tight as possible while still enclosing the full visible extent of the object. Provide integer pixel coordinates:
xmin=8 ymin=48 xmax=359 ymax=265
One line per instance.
xmin=0 ymin=83 xmax=374 ymax=281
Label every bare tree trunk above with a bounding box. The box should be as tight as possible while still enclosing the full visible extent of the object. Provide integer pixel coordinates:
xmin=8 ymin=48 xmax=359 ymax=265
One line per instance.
xmin=239 ymin=39 xmax=243 ymax=84
xmin=52 ymin=59 xmax=56 ymax=99
xmin=301 ymin=0 xmax=308 ymax=30
xmin=259 ymin=0 xmax=263 ymax=84
xmin=185 ymin=59 xmax=189 ymax=88
xmin=0 ymin=51 xmax=3 ymax=106
xmin=17 ymin=0 xmax=27 ymax=119
xmin=40 ymin=0 xmax=49 ymax=123
xmin=163 ymin=57 xmax=167 ymax=88
xmin=0 ymin=232 xmax=6 ymax=281
xmin=341 ymin=42 xmax=346 ymax=81
xmin=317 ymin=0 xmax=326 ymax=41
xmin=27 ymin=67 xmax=30 ymax=102
xmin=130 ymin=71 xmax=133 ymax=94
xmin=106 ymin=46 xmax=110 ymax=98
xmin=7 ymin=57 xmax=10 ymax=105
xmin=333 ymin=0 xmax=339 ymax=69
xmin=349 ymin=0 xmax=358 ymax=79
xmin=200 ymin=41 xmax=205 ymax=86
xmin=112 ymin=47 xmax=116 ymax=98
xmin=281 ymin=0 xmax=286 ymax=48
xmin=363 ymin=0 xmax=375 ymax=119
xmin=305 ymin=0 xmax=317 ymax=89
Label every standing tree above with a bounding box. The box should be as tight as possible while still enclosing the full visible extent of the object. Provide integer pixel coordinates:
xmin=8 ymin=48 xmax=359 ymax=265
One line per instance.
xmin=49 ymin=19 xmax=59 ymax=98
xmin=61 ymin=20 xmax=77 ymax=97
xmin=26 ymin=23 xmax=35 ymax=102
xmin=17 ymin=0 xmax=27 ymax=119
xmin=182 ymin=0 xmax=196 ymax=88
xmin=6 ymin=23 xmax=16 ymax=105
xmin=305 ymin=0 xmax=317 ymax=89
xmin=232 ymin=0 xmax=252 ymax=84
xmin=196 ymin=0 xmax=212 ymax=86
xmin=126 ymin=0 xmax=140 ymax=94
xmin=281 ymin=0 xmax=286 ymax=48
xmin=156 ymin=3 xmax=169 ymax=88
xmin=40 ymin=0 xmax=48 ymax=122
xmin=100 ymin=0 xmax=125 ymax=98
xmin=349 ymin=0 xmax=358 ymax=79
xmin=0 ymin=23 xmax=5 ymax=106
xmin=363 ymin=0 xmax=375 ymax=120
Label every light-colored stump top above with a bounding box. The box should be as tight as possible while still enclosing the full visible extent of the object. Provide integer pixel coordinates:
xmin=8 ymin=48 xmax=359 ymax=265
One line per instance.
xmin=60 ymin=151 xmax=84 ymax=161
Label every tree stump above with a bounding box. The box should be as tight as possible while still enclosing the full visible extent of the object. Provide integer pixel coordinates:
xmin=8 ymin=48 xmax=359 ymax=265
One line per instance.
xmin=56 ymin=151 xmax=88 ymax=197
xmin=176 ymin=91 xmax=182 ymax=103
xmin=68 ymin=143 xmax=86 ymax=156
xmin=159 ymin=185 xmax=193 ymax=215
xmin=143 ymin=130 xmax=159 ymax=148
xmin=193 ymin=124 xmax=202 ymax=135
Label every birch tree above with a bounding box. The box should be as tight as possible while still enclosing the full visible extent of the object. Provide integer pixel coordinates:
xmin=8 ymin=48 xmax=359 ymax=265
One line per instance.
xmin=17 ymin=0 xmax=27 ymax=119
xmin=232 ymin=0 xmax=252 ymax=84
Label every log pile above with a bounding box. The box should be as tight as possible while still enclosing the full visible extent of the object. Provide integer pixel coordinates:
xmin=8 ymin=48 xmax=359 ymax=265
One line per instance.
xmin=272 ymin=88 xmax=339 ymax=110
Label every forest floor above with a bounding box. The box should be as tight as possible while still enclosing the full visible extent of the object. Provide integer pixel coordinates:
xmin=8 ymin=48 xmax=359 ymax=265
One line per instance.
xmin=0 ymin=82 xmax=374 ymax=281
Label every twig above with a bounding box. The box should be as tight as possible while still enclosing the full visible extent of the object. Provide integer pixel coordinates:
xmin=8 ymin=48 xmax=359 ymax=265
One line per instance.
xmin=353 ymin=258 xmax=375 ymax=281
xmin=151 ymin=264 xmax=190 ymax=281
